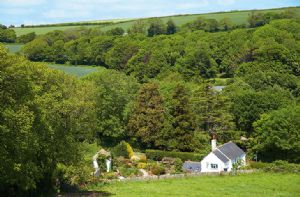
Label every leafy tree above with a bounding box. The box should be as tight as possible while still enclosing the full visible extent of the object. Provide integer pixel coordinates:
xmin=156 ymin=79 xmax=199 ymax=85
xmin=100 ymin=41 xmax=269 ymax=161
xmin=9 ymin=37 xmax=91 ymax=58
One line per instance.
xmin=147 ymin=19 xmax=166 ymax=37
xmin=127 ymin=83 xmax=165 ymax=148
xmin=0 ymin=28 xmax=16 ymax=43
xmin=90 ymin=36 xmax=115 ymax=66
xmin=0 ymin=46 xmax=96 ymax=195
xmin=17 ymin=32 xmax=36 ymax=43
xmin=105 ymin=36 xmax=139 ymax=71
xmin=106 ymin=27 xmax=125 ymax=36
xmin=253 ymin=105 xmax=300 ymax=162
xmin=85 ymin=70 xmax=139 ymax=146
xmin=128 ymin=20 xmax=147 ymax=35
xmin=219 ymin=18 xmax=234 ymax=31
xmin=232 ymin=87 xmax=294 ymax=134
xmin=22 ymin=38 xmax=51 ymax=61
xmin=176 ymin=42 xmax=217 ymax=79
xmin=166 ymin=19 xmax=177 ymax=35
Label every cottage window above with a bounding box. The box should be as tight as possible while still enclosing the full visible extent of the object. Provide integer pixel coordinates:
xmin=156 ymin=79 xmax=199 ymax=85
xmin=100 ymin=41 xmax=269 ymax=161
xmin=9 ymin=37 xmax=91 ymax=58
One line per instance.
xmin=211 ymin=164 xmax=218 ymax=169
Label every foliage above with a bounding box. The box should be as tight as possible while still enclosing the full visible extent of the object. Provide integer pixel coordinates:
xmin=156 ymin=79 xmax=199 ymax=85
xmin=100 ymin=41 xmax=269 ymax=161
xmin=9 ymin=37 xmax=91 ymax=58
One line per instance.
xmin=0 ymin=28 xmax=16 ymax=43
xmin=17 ymin=32 xmax=36 ymax=43
xmin=128 ymin=83 xmax=166 ymax=148
xmin=147 ymin=163 xmax=165 ymax=175
xmin=85 ymin=70 xmax=139 ymax=145
xmin=145 ymin=150 xmax=206 ymax=161
xmin=253 ymin=105 xmax=300 ymax=162
xmin=0 ymin=46 xmax=96 ymax=195
xmin=112 ymin=141 xmax=133 ymax=159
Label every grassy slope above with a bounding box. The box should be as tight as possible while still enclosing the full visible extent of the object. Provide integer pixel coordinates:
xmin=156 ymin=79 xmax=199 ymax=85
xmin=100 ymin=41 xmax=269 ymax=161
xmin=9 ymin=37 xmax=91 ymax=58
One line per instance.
xmin=87 ymin=173 xmax=300 ymax=197
xmin=13 ymin=7 xmax=300 ymax=36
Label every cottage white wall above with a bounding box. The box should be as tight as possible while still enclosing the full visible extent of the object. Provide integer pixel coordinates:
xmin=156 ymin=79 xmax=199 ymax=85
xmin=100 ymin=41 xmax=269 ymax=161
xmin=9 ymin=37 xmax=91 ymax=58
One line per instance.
xmin=200 ymin=152 xmax=225 ymax=172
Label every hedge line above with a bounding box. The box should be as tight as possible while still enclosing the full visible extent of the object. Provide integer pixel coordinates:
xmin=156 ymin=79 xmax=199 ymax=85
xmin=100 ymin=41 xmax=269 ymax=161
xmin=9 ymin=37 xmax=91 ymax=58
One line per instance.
xmin=146 ymin=149 xmax=206 ymax=161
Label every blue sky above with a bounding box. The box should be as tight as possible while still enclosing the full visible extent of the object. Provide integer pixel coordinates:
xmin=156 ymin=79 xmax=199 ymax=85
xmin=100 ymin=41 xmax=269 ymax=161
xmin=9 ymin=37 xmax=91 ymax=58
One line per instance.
xmin=0 ymin=0 xmax=299 ymax=26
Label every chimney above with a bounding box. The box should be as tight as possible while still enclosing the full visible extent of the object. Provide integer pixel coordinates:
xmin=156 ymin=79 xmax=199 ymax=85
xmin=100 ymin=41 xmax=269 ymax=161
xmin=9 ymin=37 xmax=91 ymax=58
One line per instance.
xmin=211 ymin=134 xmax=217 ymax=151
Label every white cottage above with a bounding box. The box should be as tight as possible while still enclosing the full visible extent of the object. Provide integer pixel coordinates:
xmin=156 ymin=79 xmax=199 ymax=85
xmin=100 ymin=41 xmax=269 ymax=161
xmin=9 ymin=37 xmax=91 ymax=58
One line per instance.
xmin=200 ymin=139 xmax=246 ymax=172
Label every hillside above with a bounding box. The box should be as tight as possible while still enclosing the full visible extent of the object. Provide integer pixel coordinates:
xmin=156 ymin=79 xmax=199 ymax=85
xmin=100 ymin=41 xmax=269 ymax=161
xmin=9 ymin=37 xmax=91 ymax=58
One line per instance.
xmin=13 ymin=6 xmax=300 ymax=36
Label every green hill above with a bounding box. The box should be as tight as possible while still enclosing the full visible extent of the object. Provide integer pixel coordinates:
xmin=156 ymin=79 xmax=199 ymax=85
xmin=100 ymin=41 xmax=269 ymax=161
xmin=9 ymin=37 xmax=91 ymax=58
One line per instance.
xmin=13 ymin=7 xmax=300 ymax=36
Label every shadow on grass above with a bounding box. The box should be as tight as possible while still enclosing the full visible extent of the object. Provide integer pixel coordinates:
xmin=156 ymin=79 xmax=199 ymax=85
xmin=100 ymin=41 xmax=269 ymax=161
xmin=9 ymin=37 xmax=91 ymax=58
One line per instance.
xmin=59 ymin=191 xmax=114 ymax=197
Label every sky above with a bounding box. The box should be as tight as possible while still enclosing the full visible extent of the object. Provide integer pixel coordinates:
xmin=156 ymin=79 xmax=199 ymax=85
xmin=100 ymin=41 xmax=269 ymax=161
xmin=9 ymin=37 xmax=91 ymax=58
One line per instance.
xmin=0 ymin=0 xmax=299 ymax=26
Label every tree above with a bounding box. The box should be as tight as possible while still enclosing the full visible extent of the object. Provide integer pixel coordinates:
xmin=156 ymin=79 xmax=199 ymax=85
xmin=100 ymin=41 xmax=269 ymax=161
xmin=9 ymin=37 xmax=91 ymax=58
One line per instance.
xmin=106 ymin=27 xmax=125 ymax=36
xmin=176 ymin=42 xmax=217 ymax=79
xmin=147 ymin=19 xmax=166 ymax=37
xmin=166 ymin=19 xmax=177 ymax=35
xmin=192 ymin=83 xmax=237 ymax=143
xmin=253 ymin=105 xmax=300 ymax=162
xmin=232 ymin=87 xmax=294 ymax=134
xmin=0 ymin=28 xmax=16 ymax=43
xmin=128 ymin=20 xmax=147 ymax=35
xmin=166 ymin=84 xmax=208 ymax=151
xmin=85 ymin=70 xmax=139 ymax=146
xmin=0 ymin=46 xmax=96 ymax=195
xmin=127 ymin=83 xmax=165 ymax=148
xmin=105 ymin=37 xmax=139 ymax=71
xmin=22 ymin=38 xmax=51 ymax=61
xmin=219 ymin=18 xmax=234 ymax=31
xmin=17 ymin=32 xmax=36 ymax=43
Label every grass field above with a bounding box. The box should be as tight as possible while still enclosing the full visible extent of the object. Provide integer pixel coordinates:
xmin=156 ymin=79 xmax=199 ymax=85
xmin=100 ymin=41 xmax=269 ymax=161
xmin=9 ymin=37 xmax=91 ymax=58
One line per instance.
xmin=85 ymin=173 xmax=300 ymax=197
xmin=13 ymin=7 xmax=300 ymax=36
xmin=47 ymin=64 xmax=103 ymax=77
xmin=4 ymin=44 xmax=23 ymax=53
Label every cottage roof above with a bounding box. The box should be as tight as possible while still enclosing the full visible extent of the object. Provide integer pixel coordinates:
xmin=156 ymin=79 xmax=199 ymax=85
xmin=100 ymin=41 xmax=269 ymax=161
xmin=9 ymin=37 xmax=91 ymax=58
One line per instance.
xmin=213 ymin=149 xmax=229 ymax=163
xmin=182 ymin=161 xmax=201 ymax=171
xmin=216 ymin=142 xmax=245 ymax=161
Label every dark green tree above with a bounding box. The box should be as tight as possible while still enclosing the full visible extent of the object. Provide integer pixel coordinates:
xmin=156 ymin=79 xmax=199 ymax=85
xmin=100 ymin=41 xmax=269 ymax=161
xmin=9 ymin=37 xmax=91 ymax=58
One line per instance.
xmin=166 ymin=19 xmax=177 ymax=35
xmin=127 ymin=83 xmax=165 ymax=148
xmin=147 ymin=19 xmax=166 ymax=37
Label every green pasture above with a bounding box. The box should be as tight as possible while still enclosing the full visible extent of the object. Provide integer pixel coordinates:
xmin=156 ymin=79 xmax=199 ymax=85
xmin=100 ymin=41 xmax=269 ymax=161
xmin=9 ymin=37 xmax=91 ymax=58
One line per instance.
xmin=13 ymin=7 xmax=300 ymax=36
xmin=4 ymin=44 xmax=23 ymax=53
xmin=86 ymin=172 xmax=300 ymax=197
xmin=47 ymin=64 xmax=103 ymax=77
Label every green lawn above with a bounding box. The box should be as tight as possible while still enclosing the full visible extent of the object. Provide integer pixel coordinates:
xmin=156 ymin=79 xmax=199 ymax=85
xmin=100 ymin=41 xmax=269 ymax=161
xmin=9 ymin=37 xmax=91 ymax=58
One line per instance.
xmin=47 ymin=64 xmax=104 ymax=77
xmin=86 ymin=173 xmax=300 ymax=197
xmin=13 ymin=7 xmax=300 ymax=36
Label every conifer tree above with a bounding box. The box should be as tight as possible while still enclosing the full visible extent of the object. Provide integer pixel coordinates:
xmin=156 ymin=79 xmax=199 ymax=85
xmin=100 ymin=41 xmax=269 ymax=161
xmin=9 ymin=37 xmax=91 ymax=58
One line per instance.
xmin=127 ymin=83 xmax=165 ymax=148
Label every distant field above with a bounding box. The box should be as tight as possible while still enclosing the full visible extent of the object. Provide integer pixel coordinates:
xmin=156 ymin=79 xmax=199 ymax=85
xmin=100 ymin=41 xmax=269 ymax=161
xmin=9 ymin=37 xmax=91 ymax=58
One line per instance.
xmin=86 ymin=173 xmax=300 ymax=197
xmin=47 ymin=64 xmax=103 ymax=77
xmin=13 ymin=7 xmax=300 ymax=36
xmin=4 ymin=44 xmax=23 ymax=53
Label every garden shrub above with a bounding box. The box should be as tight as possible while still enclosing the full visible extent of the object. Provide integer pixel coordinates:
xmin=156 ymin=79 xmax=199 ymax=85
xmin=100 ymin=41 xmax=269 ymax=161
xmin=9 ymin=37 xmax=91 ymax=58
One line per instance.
xmin=112 ymin=141 xmax=134 ymax=158
xmin=174 ymin=158 xmax=183 ymax=173
xmin=147 ymin=163 xmax=165 ymax=175
xmin=146 ymin=149 xmax=205 ymax=161
xmin=264 ymin=160 xmax=300 ymax=173
xmin=137 ymin=162 xmax=147 ymax=169
xmin=119 ymin=166 xmax=141 ymax=177
xmin=250 ymin=160 xmax=300 ymax=173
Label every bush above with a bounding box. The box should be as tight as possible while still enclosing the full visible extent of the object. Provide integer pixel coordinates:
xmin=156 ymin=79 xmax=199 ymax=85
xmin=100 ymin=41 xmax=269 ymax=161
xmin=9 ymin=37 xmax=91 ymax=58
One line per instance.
xmin=137 ymin=162 xmax=147 ymax=169
xmin=112 ymin=141 xmax=134 ymax=158
xmin=250 ymin=160 xmax=300 ymax=173
xmin=146 ymin=149 xmax=205 ymax=161
xmin=131 ymin=152 xmax=147 ymax=162
xmin=147 ymin=163 xmax=165 ymax=175
xmin=118 ymin=166 xmax=141 ymax=177
xmin=249 ymin=161 xmax=269 ymax=169
xmin=101 ymin=172 xmax=118 ymax=180
xmin=174 ymin=158 xmax=183 ymax=173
